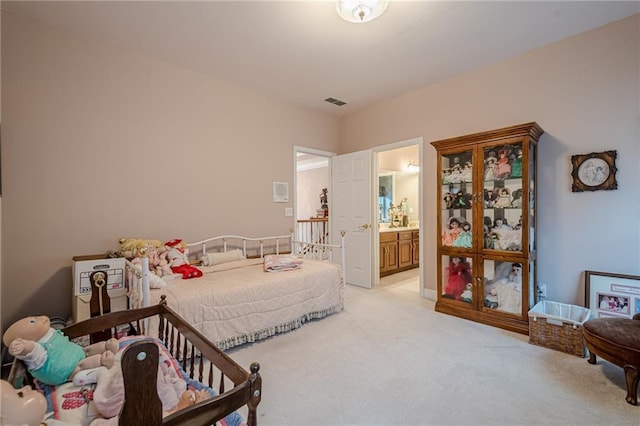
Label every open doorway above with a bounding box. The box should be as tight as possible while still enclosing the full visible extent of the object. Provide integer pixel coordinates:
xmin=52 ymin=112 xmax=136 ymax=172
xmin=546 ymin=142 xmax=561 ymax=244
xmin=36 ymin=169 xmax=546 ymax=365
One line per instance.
xmin=294 ymin=146 xmax=333 ymax=246
xmin=374 ymin=139 xmax=423 ymax=296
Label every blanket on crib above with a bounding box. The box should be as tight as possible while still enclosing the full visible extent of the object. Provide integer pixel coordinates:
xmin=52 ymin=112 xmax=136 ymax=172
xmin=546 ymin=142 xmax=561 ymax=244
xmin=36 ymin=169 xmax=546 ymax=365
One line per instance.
xmin=263 ymin=254 xmax=304 ymax=271
xmin=38 ymin=336 xmax=246 ymax=426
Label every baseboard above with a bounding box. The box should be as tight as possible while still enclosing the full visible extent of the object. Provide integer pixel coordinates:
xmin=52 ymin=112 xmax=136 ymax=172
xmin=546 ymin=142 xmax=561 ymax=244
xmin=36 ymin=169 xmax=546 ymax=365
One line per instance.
xmin=423 ymin=288 xmax=437 ymax=301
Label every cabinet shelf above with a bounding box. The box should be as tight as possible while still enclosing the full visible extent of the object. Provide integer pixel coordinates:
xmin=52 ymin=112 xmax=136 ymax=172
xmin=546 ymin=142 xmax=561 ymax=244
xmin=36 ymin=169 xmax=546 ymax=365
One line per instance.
xmin=431 ymin=122 xmax=544 ymax=334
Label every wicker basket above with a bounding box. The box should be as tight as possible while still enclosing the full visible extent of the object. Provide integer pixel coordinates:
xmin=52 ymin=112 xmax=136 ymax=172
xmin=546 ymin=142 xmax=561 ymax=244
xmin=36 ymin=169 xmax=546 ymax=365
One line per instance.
xmin=528 ymin=301 xmax=591 ymax=357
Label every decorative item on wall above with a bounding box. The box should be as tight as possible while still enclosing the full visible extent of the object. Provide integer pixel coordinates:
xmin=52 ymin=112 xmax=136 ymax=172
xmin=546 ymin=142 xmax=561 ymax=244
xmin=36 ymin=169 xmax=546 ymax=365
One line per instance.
xmin=585 ymin=270 xmax=640 ymax=319
xmin=571 ymin=150 xmax=618 ymax=192
xmin=272 ymin=181 xmax=289 ymax=203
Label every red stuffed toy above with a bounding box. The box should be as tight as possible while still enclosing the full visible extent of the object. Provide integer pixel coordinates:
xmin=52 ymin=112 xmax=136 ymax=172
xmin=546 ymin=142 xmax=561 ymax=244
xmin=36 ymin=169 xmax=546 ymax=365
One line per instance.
xmin=165 ymin=239 xmax=203 ymax=279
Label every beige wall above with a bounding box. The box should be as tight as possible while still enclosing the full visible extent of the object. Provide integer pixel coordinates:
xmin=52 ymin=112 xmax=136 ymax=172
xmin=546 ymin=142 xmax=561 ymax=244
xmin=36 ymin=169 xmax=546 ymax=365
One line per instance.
xmin=2 ymin=12 xmax=638 ymax=327
xmin=341 ymin=15 xmax=640 ymax=305
xmin=1 ymin=13 xmax=340 ymax=325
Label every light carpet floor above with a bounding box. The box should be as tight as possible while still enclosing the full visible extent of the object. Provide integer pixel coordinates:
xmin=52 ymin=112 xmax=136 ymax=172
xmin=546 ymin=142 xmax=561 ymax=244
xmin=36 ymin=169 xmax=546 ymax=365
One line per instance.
xmin=227 ymin=275 xmax=638 ymax=425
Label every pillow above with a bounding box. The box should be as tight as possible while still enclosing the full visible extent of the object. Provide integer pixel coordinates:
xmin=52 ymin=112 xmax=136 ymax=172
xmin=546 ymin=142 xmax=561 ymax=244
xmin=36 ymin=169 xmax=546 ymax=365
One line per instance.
xmin=200 ymin=249 xmax=245 ymax=266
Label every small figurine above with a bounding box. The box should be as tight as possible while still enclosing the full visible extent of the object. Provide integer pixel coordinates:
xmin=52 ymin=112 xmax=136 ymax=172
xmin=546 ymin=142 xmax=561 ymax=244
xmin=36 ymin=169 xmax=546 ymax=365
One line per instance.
xmin=453 ymin=222 xmax=472 ymax=248
xmin=458 ymin=161 xmax=472 ymax=183
xmin=511 ymin=188 xmax=523 ymax=208
xmin=484 ymin=151 xmax=498 ymax=181
xmin=320 ymin=188 xmax=328 ymax=210
xmin=492 ymin=187 xmax=512 ymax=208
xmin=510 ymin=149 xmax=523 ymax=178
xmin=444 ymin=257 xmax=473 ymax=300
xmin=441 ymin=218 xmax=462 ymax=247
xmin=460 ymin=283 xmax=473 ymax=303
xmin=484 ymin=189 xmax=497 ymax=208
xmin=494 ymin=149 xmax=512 ymax=179
xmin=443 ymin=192 xmax=456 ymax=210
xmin=454 ymin=191 xmax=472 ymax=209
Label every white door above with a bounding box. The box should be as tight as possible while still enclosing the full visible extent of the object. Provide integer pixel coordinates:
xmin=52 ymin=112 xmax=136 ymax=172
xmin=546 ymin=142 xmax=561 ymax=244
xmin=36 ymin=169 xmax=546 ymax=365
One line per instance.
xmin=331 ymin=150 xmax=373 ymax=288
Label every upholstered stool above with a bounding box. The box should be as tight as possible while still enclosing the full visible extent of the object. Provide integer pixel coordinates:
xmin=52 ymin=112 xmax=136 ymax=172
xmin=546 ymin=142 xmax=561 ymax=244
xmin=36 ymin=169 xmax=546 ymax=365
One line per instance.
xmin=583 ymin=314 xmax=640 ymax=405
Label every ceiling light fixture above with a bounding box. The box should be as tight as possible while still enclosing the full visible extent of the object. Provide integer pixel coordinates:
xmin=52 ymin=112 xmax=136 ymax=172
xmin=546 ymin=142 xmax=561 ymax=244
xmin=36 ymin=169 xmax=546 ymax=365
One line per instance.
xmin=336 ymin=0 xmax=389 ymax=24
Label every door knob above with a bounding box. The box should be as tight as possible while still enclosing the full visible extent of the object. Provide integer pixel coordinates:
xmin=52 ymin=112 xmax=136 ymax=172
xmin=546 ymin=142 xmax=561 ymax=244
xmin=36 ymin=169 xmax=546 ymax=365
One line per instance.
xmin=359 ymin=224 xmax=370 ymax=230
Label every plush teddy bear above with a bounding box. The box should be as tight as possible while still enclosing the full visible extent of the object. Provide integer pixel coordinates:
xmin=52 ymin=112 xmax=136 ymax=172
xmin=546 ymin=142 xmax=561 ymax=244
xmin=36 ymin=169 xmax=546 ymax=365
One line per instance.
xmin=2 ymin=316 xmax=118 ymax=386
xmin=165 ymin=239 xmax=203 ymax=279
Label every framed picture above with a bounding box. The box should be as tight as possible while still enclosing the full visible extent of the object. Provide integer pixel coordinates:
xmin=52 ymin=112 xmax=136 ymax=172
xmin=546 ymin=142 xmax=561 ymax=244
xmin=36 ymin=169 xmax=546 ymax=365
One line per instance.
xmin=585 ymin=270 xmax=640 ymax=319
xmin=272 ymin=181 xmax=289 ymax=203
xmin=571 ymin=150 xmax=617 ymax=192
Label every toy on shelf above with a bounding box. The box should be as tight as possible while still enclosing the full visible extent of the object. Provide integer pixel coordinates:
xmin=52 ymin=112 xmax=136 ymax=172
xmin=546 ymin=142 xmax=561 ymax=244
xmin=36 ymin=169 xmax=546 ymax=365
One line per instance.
xmin=494 ymin=149 xmax=512 ymax=178
xmin=492 ymin=187 xmax=512 ymax=208
xmin=443 ymin=256 xmax=473 ymax=300
xmin=452 ymin=222 xmax=472 ymax=248
xmin=441 ymin=218 xmax=462 ymax=247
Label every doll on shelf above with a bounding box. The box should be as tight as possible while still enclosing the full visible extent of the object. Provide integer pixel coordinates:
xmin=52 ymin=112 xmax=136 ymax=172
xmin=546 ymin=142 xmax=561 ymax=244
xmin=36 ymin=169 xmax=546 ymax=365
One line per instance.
xmin=510 ymin=148 xmax=523 ymax=178
xmin=492 ymin=187 xmax=512 ymax=208
xmin=484 ymin=189 xmax=497 ymax=208
xmin=454 ymin=191 xmax=472 ymax=209
xmin=443 ymin=192 xmax=456 ymax=210
xmin=443 ymin=256 xmax=473 ymax=300
xmin=442 ymin=168 xmax=452 ymax=184
xmin=453 ymin=222 xmax=472 ymax=248
xmin=511 ymin=188 xmax=523 ymax=208
xmin=461 ymin=161 xmax=473 ymax=183
xmin=484 ymin=151 xmax=498 ymax=181
xmin=441 ymin=218 xmax=462 ymax=247
xmin=448 ymin=163 xmax=462 ymax=184
xmin=494 ymin=149 xmax=512 ymax=179
xmin=460 ymin=283 xmax=473 ymax=303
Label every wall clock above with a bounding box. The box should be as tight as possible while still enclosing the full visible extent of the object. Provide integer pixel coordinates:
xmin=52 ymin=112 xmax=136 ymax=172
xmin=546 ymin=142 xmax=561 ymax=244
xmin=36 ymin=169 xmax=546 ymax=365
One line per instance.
xmin=571 ymin=150 xmax=618 ymax=192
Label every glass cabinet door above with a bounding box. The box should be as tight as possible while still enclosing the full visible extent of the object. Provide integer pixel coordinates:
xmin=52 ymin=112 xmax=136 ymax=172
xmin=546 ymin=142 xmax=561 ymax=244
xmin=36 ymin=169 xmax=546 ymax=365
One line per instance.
xmin=482 ymin=142 xmax=524 ymax=253
xmin=441 ymin=254 xmax=476 ymax=304
xmin=482 ymin=258 xmax=525 ymax=315
xmin=440 ymin=150 xmax=474 ymax=250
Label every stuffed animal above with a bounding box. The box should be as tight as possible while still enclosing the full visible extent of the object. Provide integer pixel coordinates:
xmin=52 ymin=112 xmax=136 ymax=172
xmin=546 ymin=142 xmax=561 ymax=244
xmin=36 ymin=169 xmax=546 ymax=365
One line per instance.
xmin=0 ymin=379 xmax=47 ymax=426
xmin=2 ymin=316 xmax=118 ymax=386
xmin=118 ymin=238 xmax=164 ymax=258
xmin=165 ymin=239 xmax=203 ymax=279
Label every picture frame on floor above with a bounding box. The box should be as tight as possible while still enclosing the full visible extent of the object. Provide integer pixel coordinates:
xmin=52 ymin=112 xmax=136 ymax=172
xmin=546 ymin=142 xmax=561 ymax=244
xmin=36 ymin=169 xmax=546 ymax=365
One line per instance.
xmin=585 ymin=270 xmax=640 ymax=319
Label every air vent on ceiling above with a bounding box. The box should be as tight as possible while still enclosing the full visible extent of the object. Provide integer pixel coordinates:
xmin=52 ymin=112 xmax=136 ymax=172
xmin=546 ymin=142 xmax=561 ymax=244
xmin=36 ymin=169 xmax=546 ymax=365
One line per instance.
xmin=324 ymin=97 xmax=347 ymax=107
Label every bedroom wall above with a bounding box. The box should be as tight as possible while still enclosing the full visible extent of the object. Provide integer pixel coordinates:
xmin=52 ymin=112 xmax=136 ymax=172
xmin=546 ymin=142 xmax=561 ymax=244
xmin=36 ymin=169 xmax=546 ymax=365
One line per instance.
xmin=0 ymin=13 xmax=340 ymax=326
xmin=340 ymin=14 xmax=640 ymax=305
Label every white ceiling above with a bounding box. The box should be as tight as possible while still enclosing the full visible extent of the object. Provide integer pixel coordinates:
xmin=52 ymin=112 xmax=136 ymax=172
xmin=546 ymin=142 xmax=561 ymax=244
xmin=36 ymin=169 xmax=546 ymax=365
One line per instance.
xmin=3 ymin=1 xmax=638 ymax=117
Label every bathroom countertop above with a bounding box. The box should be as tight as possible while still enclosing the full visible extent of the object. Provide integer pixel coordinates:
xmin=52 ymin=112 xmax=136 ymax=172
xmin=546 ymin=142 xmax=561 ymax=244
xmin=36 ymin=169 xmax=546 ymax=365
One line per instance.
xmin=379 ymin=226 xmax=419 ymax=233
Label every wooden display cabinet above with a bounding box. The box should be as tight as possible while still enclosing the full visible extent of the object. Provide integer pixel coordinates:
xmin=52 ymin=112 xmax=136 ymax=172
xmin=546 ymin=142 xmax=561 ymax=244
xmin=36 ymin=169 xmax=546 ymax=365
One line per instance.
xmin=431 ymin=122 xmax=544 ymax=334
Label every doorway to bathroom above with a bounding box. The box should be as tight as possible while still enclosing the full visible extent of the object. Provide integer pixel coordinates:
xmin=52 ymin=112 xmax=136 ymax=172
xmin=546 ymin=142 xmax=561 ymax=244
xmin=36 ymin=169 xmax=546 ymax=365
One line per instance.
xmin=374 ymin=138 xmax=423 ymax=296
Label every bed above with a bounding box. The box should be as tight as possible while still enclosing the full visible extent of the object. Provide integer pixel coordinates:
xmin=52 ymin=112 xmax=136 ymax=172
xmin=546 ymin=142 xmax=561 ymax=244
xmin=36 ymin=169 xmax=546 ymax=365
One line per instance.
xmin=7 ymin=301 xmax=262 ymax=425
xmin=126 ymin=233 xmax=345 ymax=351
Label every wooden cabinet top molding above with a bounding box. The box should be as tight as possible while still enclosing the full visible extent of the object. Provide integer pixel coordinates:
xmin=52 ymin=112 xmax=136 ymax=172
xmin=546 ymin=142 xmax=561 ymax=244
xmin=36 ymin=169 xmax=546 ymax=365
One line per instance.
xmin=430 ymin=122 xmax=544 ymax=150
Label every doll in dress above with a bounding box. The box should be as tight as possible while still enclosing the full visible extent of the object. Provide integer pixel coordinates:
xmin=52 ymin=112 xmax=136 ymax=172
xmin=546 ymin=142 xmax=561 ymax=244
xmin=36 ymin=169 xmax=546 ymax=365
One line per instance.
xmin=484 ymin=189 xmax=497 ymax=208
xmin=461 ymin=161 xmax=473 ymax=183
xmin=494 ymin=149 xmax=512 ymax=179
xmin=510 ymin=149 xmax=523 ymax=178
xmin=441 ymin=218 xmax=462 ymax=247
xmin=492 ymin=187 xmax=512 ymax=208
xmin=453 ymin=222 xmax=472 ymax=248
xmin=484 ymin=151 xmax=498 ymax=181
xmin=444 ymin=257 xmax=473 ymax=300
xmin=511 ymin=188 xmax=523 ymax=208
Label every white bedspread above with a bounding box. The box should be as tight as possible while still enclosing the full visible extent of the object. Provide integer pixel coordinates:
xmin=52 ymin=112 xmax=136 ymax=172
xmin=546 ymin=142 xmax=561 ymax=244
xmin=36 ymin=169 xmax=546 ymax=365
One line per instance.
xmin=149 ymin=258 xmax=343 ymax=350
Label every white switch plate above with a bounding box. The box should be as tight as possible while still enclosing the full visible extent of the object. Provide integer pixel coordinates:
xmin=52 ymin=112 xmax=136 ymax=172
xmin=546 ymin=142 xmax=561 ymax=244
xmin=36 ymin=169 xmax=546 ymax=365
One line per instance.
xmin=285 ymin=207 xmax=293 ymax=217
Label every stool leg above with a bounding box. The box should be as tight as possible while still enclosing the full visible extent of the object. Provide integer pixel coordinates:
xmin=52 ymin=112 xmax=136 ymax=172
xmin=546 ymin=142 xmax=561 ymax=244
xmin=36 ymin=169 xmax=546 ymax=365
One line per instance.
xmin=623 ymin=365 xmax=639 ymax=406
